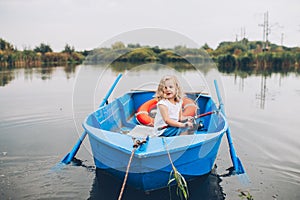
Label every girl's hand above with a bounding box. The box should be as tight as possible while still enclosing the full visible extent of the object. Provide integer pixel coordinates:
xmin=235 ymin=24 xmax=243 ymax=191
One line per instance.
xmin=181 ymin=116 xmax=193 ymax=122
xmin=186 ymin=116 xmax=194 ymax=122
xmin=183 ymin=121 xmax=193 ymax=128
xmin=187 ymin=121 xmax=194 ymax=128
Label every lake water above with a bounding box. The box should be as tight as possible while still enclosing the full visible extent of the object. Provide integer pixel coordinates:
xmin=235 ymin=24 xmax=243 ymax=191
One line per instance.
xmin=0 ymin=65 xmax=299 ymax=200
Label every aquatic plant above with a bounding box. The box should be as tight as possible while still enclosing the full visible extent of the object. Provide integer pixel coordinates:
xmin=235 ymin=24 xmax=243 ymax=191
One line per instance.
xmin=163 ymin=138 xmax=189 ymax=200
xmin=168 ymin=167 xmax=189 ymax=200
xmin=238 ymin=190 xmax=254 ymax=200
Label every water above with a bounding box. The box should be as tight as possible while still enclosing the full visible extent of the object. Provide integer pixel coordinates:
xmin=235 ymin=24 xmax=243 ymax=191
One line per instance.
xmin=0 ymin=66 xmax=299 ymax=199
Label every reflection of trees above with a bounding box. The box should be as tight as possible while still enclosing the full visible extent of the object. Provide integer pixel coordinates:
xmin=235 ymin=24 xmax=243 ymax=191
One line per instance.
xmin=233 ymin=71 xmax=249 ymax=92
xmin=0 ymin=69 xmax=15 ymax=86
xmin=109 ymin=61 xmax=216 ymax=75
xmin=219 ymin=63 xmax=296 ymax=79
xmin=63 ymin=65 xmax=77 ymax=79
xmin=37 ymin=67 xmax=55 ymax=80
xmin=216 ymin=52 xmax=299 ymax=74
xmin=1 ymin=65 xmax=79 ymax=87
xmin=109 ymin=57 xmax=298 ymax=79
xmin=110 ymin=61 xmax=193 ymax=72
xmin=23 ymin=67 xmax=54 ymax=81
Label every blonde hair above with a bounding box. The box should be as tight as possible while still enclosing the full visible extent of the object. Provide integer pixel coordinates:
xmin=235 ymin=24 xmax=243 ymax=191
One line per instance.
xmin=156 ymin=75 xmax=183 ymax=102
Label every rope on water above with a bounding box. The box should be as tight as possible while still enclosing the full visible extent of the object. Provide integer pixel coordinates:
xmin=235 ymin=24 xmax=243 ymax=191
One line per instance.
xmin=118 ymin=138 xmax=147 ymax=200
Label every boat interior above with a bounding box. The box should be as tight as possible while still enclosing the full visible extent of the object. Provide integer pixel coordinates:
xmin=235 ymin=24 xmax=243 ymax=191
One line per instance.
xmin=86 ymin=91 xmax=218 ymax=137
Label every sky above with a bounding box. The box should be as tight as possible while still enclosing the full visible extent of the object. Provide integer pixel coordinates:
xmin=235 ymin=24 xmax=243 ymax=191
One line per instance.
xmin=0 ymin=0 xmax=299 ymax=51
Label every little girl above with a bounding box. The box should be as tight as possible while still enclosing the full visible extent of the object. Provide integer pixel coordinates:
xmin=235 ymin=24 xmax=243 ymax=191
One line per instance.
xmin=154 ymin=75 xmax=194 ymax=137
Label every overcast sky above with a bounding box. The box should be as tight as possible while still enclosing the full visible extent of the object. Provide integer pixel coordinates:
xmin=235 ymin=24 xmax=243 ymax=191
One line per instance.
xmin=0 ymin=0 xmax=299 ymax=51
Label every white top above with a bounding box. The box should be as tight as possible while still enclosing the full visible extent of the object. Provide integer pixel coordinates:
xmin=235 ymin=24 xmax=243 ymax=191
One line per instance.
xmin=154 ymin=99 xmax=182 ymax=136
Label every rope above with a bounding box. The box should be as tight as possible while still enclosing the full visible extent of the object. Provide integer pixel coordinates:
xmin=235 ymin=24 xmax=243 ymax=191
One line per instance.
xmin=118 ymin=139 xmax=147 ymax=200
xmin=162 ymin=138 xmax=175 ymax=169
xmin=118 ymin=147 xmax=136 ymax=200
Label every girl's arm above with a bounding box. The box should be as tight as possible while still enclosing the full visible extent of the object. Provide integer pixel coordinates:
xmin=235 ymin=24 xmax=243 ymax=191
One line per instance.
xmin=179 ymin=107 xmax=193 ymax=122
xmin=158 ymin=104 xmax=186 ymax=128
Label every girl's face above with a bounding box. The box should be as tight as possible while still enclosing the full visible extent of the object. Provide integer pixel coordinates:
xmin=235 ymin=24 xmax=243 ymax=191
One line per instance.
xmin=163 ymin=79 xmax=177 ymax=99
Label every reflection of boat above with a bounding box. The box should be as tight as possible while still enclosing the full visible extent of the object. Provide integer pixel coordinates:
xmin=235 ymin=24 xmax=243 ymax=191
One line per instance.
xmin=83 ymin=90 xmax=228 ymax=191
xmin=89 ymin=166 xmax=225 ymax=200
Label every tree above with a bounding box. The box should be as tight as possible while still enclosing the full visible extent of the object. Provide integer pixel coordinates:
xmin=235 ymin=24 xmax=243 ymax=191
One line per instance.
xmin=127 ymin=43 xmax=141 ymax=48
xmin=34 ymin=43 xmax=53 ymax=54
xmin=202 ymin=43 xmax=212 ymax=50
xmin=111 ymin=41 xmax=125 ymax=49
xmin=0 ymin=38 xmax=14 ymax=51
xmin=62 ymin=44 xmax=75 ymax=54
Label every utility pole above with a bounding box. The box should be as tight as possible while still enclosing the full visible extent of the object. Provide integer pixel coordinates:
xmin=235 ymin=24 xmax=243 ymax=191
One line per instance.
xmin=241 ymin=27 xmax=246 ymax=40
xmin=241 ymin=27 xmax=246 ymax=44
xmin=281 ymin=33 xmax=284 ymax=46
xmin=259 ymin=11 xmax=270 ymax=51
xmin=265 ymin=12 xmax=270 ymax=50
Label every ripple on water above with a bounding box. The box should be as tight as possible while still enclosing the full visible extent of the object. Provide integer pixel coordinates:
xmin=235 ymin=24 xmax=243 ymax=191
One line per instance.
xmin=0 ymin=110 xmax=73 ymax=131
xmin=0 ymin=155 xmax=94 ymax=199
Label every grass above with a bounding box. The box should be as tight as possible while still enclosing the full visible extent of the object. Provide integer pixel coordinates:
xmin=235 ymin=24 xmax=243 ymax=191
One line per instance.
xmin=238 ymin=190 xmax=254 ymax=200
xmin=168 ymin=168 xmax=189 ymax=200
xmin=163 ymin=138 xmax=189 ymax=200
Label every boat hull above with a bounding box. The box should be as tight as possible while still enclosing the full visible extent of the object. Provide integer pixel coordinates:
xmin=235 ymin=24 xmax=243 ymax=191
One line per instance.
xmin=83 ymin=91 xmax=227 ymax=191
xmin=87 ymin=128 xmax=224 ymax=191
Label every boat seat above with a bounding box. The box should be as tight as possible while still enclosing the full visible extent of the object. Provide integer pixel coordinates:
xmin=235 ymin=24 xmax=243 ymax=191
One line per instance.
xmin=127 ymin=125 xmax=156 ymax=138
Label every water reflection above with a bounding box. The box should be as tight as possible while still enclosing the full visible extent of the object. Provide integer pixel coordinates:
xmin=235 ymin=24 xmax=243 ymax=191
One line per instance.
xmin=234 ymin=74 xmax=245 ymax=92
xmin=0 ymin=69 xmax=14 ymax=86
xmin=64 ymin=64 xmax=77 ymax=79
xmin=0 ymin=65 xmax=78 ymax=86
xmin=256 ymin=75 xmax=267 ymax=109
xmin=110 ymin=61 xmax=215 ymax=75
xmin=88 ymin=166 xmax=225 ymax=200
xmin=1 ymin=63 xmax=298 ymax=88
xmin=229 ymin=68 xmax=297 ymax=110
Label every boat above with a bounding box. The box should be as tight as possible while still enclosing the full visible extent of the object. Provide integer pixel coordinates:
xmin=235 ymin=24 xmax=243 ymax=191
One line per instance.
xmin=82 ymin=88 xmax=228 ymax=191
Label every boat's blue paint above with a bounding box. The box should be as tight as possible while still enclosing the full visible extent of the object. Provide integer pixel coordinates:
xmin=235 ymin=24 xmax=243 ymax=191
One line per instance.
xmin=214 ymin=80 xmax=246 ymax=175
xmin=61 ymin=74 xmax=122 ymax=164
xmin=83 ymin=90 xmax=228 ymax=191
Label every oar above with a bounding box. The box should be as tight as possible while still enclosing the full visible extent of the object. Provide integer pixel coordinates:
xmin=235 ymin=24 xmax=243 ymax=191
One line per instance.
xmin=214 ymin=80 xmax=246 ymax=175
xmin=61 ymin=73 xmax=123 ymax=164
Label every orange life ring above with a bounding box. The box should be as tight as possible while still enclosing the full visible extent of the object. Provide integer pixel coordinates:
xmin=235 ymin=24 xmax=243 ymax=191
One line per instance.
xmin=182 ymin=97 xmax=197 ymax=117
xmin=135 ymin=99 xmax=158 ymax=126
xmin=135 ymin=97 xmax=197 ymax=126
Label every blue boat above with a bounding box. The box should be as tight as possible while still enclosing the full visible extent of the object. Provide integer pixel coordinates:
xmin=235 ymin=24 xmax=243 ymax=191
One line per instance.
xmin=82 ymin=90 xmax=228 ymax=191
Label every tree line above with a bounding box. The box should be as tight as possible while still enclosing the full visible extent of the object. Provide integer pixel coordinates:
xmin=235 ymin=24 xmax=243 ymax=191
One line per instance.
xmin=86 ymin=40 xmax=300 ymax=74
xmin=0 ymin=38 xmax=86 ymax=67
xmin=211 ymin=39 xmax=300 ymax=74
xmin=1 ymin=38 xmax=300 ymax=74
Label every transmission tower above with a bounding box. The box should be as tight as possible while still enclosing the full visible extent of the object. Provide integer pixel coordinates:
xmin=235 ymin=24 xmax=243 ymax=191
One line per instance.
xmin=259 ymin=11 xmax=270 ymax=51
